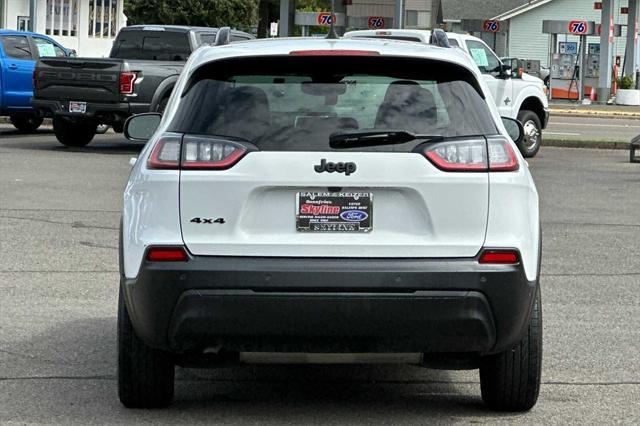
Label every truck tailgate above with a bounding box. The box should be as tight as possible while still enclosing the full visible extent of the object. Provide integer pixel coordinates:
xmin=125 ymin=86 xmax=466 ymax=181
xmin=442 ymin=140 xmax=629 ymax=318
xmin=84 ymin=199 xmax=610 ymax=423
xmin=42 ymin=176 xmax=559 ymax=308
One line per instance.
xmin=34 ymin=58 xmax=123 ymax=103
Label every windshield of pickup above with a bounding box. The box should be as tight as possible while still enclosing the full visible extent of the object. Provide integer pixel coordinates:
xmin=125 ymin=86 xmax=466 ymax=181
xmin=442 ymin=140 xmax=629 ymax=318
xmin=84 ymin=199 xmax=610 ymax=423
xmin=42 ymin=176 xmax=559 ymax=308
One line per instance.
xmin=110 ymin=30 xmax=191 ymax=61
xmin=169 ymin=55 xmax=497 ymax=151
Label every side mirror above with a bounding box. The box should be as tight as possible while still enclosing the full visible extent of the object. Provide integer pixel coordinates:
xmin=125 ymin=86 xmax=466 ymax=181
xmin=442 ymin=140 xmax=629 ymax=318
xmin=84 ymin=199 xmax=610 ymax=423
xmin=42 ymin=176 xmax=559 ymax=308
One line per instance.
xmin=68 ymin=49 xmax=77 ymax=58
xmin=124 ymin=113 xmax=162 ymax=142
xmin=501 ymin=117 xmax=525 ymax=146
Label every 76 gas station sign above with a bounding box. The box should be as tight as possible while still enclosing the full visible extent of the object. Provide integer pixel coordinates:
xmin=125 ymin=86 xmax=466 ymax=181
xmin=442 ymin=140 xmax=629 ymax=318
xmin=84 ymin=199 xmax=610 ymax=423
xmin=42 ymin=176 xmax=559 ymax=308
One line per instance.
xmin=483 ymin=20 xmax=501 ymax=32
xmin=568 ymin=20 xmax=589 ymax=34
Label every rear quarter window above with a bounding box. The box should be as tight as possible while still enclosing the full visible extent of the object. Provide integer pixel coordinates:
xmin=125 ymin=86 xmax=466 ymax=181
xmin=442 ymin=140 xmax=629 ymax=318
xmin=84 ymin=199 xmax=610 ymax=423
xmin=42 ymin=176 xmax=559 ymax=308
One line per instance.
xmin=111 ymin=31 xmax=190 ymax=60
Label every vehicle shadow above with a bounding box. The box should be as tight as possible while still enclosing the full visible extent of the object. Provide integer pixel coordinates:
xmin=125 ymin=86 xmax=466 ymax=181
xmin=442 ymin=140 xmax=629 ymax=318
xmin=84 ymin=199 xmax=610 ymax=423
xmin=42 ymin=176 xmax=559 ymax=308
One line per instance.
xmin=0 ymin=132 xmax=145 ymax=155
xmin=5 ymin=317 xmax=526 ymax=423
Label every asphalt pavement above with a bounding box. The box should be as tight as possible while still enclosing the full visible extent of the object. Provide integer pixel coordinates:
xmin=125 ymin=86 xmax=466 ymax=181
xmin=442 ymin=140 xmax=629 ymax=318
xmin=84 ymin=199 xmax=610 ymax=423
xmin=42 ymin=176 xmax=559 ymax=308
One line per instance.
xmin=545 ymin=115 xmax=640 ymax=142
xmin=1 ymin=127 xmax=639 ymax=424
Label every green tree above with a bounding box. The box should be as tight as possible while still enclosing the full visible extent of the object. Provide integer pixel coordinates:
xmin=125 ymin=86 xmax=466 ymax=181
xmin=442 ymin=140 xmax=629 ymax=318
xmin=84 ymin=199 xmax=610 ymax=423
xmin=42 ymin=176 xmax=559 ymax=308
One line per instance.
xmin=124 ymin=0 xmax=258 ymax=30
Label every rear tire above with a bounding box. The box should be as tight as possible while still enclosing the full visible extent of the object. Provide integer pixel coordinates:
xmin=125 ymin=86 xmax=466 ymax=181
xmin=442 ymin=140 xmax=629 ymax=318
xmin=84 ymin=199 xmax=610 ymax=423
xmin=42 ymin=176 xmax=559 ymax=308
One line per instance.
xmin=10 ymin=115 xmax=44 ymax=133
xmin=118 ymin=286 xmax=174 ymax=408
xmin=52 ymin=117 xmax=97 ymax=147
xmin=516 ymin=110 xmax=542 ymax=158
xmin=480 ymin=286 xmax=542 ymax=412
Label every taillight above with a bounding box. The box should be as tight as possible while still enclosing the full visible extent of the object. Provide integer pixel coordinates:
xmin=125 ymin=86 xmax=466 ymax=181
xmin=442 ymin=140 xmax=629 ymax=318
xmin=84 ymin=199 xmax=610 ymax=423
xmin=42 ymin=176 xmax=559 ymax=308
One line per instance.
xmin=479 ymin=249 xmax=520 ymax=264
xmin=148 ymin=135 xmax=181 ymax=169
xmin=146 ymin=246 xmax=188 ymax=262
xmin=423 ymin=137 xmax=519 ymax=172
xmin=487 ymin=137 xmax=519 ymax=171
xmin=181 ymin=135 xmax=248 ymax=170
xmin=423 ymin=138 xmax=488 ymax=172
xmin=120 ymin=72 xmax=137 ymax=94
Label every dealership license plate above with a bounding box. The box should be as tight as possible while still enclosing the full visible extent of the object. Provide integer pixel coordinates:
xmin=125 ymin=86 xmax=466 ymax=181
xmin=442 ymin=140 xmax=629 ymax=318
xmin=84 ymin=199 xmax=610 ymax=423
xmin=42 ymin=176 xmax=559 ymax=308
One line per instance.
xmin=69 ymin=101 xmax=87 ymax=114
xmin=296 ymin=192 xmax=372 ymax=232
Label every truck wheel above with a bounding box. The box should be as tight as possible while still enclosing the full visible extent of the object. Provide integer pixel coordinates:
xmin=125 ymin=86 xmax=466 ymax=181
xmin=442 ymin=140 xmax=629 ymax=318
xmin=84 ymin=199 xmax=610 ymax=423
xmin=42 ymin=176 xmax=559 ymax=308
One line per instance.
xmin=52 ymin=117 xmax=97 ymax=147
xmin=517 ymin=110 xmax=542 ymax=158
xmin=10 ymin=115 xmax=44 ymax=133
xmin=118 ymin=286 xmax=174 ymax=408
xmin=480 ymin=286 xmax=542 ymax=412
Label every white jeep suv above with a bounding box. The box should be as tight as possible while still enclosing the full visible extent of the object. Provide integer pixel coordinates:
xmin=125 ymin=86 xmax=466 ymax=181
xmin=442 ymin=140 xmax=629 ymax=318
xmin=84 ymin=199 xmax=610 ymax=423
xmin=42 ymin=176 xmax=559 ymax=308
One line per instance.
xmin=118 ymin=35 xmax=542 ymax=411
xmin=344 ymin=29 xmax=549 ymax=158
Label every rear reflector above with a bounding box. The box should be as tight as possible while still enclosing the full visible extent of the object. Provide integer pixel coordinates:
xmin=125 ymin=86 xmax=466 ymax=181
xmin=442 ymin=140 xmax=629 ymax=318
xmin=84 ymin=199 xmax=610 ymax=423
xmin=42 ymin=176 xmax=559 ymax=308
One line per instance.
xmin=146 ymin=247 xmax=188 ymax=262
xmin=120 ymin=72 xmax=137 ymax=94
xmin=289 ymin=49 xmax=380 ymax=56
xmin=479 ymin=250 xmax=519 ymax=264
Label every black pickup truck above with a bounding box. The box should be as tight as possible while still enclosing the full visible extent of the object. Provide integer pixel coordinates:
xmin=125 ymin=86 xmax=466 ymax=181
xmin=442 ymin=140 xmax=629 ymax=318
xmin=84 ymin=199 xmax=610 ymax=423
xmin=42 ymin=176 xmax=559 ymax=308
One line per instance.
xmin=32 ymin=25 xmax=253 ymax=146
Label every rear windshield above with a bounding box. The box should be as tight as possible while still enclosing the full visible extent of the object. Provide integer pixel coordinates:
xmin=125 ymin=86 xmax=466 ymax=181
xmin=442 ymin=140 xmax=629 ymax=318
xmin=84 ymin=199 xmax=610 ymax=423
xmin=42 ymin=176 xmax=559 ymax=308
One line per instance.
xmin=110 ymin=30 xmax=191 ymax=61
xmin=169 ymin=56 xmax=497 ymax=151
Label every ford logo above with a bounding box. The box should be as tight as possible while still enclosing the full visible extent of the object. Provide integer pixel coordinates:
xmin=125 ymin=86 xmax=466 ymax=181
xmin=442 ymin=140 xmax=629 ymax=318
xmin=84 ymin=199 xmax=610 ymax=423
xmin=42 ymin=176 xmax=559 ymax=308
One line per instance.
xmin=340 ymin=210 xmax=368 ymax=222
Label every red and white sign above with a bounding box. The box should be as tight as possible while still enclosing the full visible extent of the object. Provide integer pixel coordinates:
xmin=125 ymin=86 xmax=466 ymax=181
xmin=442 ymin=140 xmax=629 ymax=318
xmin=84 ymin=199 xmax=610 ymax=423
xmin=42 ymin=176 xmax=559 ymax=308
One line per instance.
xmin=316 ymin=12 xmax=335 ymax=26
xmin=483 ymin=20 xmax=500 ymax=32
xmin=568 ymin=20 xmax=589 ymax=35
xmin=367 ymin=16 xmax=386 ymax=29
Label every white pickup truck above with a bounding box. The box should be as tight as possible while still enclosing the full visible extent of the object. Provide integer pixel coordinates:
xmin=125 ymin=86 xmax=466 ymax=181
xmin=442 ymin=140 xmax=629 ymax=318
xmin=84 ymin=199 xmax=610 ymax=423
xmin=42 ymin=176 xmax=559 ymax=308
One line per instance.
xmin=344 ymin=29 xmax=549 ymax=158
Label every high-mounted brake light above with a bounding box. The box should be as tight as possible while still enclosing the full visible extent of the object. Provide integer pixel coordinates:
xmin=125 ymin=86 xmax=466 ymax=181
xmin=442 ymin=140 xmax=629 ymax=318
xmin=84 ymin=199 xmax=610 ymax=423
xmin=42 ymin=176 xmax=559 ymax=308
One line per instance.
xmin=479 ymin=250 xmax=519 ymax=264
xmin=289 ymin=50 xmax=380 ymax=56
xmin=120 ymin=72 xmax=137 ymax=94
xmin=146 ymin=246 xmax=188 ymax=262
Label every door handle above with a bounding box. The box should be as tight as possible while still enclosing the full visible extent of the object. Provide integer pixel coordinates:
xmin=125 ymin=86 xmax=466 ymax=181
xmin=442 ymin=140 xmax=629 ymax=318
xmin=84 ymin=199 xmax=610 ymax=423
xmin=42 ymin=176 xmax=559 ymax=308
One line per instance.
xmin=8 ymin=64 xmax=18 ymax=70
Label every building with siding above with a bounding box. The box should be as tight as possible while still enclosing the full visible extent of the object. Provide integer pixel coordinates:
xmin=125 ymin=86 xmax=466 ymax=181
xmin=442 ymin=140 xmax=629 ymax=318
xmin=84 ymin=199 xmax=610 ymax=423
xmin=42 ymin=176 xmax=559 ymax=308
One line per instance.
xmin=346 ymin=0 xmax=437 ymax=29
xmin=494 ymin=0 xmax=636 ymax=67
xmin=435 ymin=0 xmax=638 ymax=67
xmin=0 ymin=0 xmax=126 ymax=57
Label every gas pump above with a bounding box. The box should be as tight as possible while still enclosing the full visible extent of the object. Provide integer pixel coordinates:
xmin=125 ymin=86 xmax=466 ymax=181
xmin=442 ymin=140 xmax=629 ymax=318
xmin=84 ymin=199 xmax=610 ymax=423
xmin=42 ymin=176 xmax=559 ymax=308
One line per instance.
xmin=543 ymin=20 xmax=595 ymax=101
xmin=543 ymin=20 xmax=622 ymax=101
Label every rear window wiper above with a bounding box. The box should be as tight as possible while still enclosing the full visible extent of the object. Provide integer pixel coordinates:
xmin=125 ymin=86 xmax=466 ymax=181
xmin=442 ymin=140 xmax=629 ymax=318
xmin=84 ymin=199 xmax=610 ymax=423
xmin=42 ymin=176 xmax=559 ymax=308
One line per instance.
xmin=329 ymin=130 xmax=441 ymax=149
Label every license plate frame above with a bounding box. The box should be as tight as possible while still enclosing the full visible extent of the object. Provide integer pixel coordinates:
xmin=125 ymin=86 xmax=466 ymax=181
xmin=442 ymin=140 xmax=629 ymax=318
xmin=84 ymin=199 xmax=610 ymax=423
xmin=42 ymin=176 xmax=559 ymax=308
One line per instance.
xmin=68 ymin=101 xmax=87 ymax=114
xmin=296 ymin=192 xmax=373 ymax=233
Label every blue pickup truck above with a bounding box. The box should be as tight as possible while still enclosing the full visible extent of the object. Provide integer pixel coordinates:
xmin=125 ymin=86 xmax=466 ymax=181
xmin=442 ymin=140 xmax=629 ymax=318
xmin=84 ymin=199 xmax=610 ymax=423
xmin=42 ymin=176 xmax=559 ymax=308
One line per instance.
xmin=0 ymin=30 xmax=72 ymax=132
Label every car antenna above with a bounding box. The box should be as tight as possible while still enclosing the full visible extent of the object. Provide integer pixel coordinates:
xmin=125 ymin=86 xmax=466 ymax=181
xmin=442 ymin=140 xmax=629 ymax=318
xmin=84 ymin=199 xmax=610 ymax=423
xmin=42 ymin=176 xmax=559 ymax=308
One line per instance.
xmin=326 ymin=0 xmax=339 ymax=39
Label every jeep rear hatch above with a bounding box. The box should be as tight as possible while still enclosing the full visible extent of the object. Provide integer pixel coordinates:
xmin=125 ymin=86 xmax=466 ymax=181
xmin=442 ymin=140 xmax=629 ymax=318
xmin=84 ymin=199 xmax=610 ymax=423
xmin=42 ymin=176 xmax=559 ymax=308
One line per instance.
xmin=167 ymin=55 xmax=509 ymax=258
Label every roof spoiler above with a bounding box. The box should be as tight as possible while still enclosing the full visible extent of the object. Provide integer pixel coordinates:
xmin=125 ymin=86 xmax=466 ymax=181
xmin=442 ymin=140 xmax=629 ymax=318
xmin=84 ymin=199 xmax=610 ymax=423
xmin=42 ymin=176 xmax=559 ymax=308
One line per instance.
xmin=429 ymin=29 xmax=451 ymax=48
xmin=214 ymin=27 xmax=231 ymax=46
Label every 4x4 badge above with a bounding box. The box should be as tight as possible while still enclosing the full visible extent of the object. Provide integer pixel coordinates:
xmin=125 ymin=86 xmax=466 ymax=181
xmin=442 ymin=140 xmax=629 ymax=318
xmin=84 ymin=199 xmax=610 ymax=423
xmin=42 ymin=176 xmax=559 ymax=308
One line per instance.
xmin=314 ymin=159 xmax=357 ymax=176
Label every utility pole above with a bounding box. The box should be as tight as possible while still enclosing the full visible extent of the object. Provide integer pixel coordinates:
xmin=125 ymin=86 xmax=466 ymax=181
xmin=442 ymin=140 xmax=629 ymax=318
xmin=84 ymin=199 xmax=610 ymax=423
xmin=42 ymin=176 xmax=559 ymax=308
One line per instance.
xmin=395 ymin=0 xmax=405 ymax=29
xmin=29 ymin=0 xmax=37 ymax=31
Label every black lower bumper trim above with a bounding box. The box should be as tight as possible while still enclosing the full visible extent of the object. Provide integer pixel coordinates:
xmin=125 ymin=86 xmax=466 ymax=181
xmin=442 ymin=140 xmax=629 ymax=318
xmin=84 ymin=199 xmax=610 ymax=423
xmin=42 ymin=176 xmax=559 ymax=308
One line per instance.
xmin=122 ymin=256 xmax=537 ymax=355
xmin=168 ymin=290 xmax=496 ymax=353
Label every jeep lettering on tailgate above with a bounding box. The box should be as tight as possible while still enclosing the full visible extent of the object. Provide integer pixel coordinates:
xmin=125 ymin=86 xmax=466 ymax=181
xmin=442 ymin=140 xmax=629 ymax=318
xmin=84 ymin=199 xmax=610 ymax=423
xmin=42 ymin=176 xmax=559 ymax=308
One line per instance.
xmin=314 ymin=159 xmax=357 ymax=175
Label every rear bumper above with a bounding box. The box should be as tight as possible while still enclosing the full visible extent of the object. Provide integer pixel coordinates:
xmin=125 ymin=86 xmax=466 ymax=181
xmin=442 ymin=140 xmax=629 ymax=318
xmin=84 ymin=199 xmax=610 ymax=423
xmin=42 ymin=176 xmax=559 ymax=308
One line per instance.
xmin=122 ymin=255 xmax=537 ymax=356
xmin=32 ymin=99 xmax=150 ymax=120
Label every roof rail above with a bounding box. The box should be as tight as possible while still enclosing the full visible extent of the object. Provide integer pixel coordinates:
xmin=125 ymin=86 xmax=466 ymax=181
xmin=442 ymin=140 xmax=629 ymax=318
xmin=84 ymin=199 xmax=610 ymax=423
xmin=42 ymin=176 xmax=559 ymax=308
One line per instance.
xmin=214 ymin=27 xmax=231 ymax=46
xmin=429 ymin=29 xmax=451 ymax=48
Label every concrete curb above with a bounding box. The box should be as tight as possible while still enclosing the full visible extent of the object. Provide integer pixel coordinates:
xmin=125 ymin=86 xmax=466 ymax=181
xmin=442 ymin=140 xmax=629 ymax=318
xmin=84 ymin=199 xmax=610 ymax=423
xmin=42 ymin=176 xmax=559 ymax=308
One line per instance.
xmin=542 ymin=138 xmax=630 ymax=150
xmin=549 ymin=110 xmax=640 ymax=120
